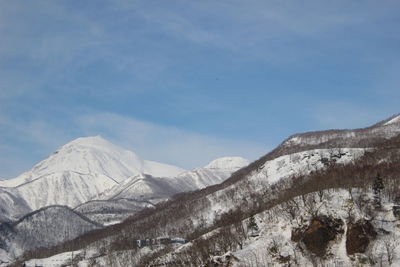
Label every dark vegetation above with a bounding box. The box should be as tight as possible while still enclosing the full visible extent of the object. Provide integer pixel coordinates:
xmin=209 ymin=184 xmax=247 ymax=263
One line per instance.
xmin=12 ymin=123 xmax=400 ymax=266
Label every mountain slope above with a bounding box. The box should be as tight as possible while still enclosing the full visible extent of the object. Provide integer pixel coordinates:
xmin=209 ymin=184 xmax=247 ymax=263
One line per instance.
xmin=14 ymin=171 xmax=118 ymax=210
xmin=81 ymin=157 xmax=249 ymax=224
xmin=10 ymin=115 xmax=400 ymax=266
xmin=0 ymin=188 xmax=31 ymax=223
xmin=74 ymin=199 xmax=154 ymax=225
xmin=277 ymin=114 xmax=400 ymax=157
xmin=19 ymin=115 xmax=400 ymax=266
xmin=0 ymin=206 xmax=101 ymax=259
xmin=97 ymin=157 xmax=249 ymax=201
xmin=0 ymin=136 xmax=185 ymax=188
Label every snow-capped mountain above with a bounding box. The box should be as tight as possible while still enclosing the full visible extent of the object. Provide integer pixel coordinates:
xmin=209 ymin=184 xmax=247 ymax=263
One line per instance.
xmin=166 ymin=157 xmax=250 ymax=192
xmin=97 ymin=157 xmax=249 ymax=201
xmin=80 ymin=157 xmax=249 ymax=224
xmin=8 ymin=115 xmax=400 ymax=267
xmin=0 ymin=136 xmax=185 ymax=188
xmin=0 ymin=136 xmax=185 ymax=210
xmin=22 ymin=114 xmax=400 ymax=267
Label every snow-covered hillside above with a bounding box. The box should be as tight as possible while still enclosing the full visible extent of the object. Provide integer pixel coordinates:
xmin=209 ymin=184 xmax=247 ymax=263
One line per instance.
xmin=203 ymin=148 xmax=367 ymax=226
xmin=39 ymin=147 xmax=368 ymax=266
xmin=0 ymin=206 xmax=101 ymax=260
xmin=6 ymin=115 xmax=400 ymax=267
xmin=281 ymin=114 xmax=400 ymax=150
xmin=97 ymin=157 xmax=249 ymax=201
xmin=0 ymin=188 xmax=31 ymax=223
xmin=167 ymin=157 xmax=250 ymax=191
xmin=74 ymin=199 xmax=154 ymax=225
xmin=161 ymin=188 xmax=400 ymax=267
xmin=81 ymin=157 xmax=249 ymax=224
xmin=0 ymin=136 xmax=185 ymax=210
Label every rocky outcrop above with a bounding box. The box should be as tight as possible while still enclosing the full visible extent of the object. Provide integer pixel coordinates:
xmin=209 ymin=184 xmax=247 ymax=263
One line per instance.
xmin=346 ymin=220 xmax=377 ymax=255
xmin=292 ymin=216 xmax=343 ymax=257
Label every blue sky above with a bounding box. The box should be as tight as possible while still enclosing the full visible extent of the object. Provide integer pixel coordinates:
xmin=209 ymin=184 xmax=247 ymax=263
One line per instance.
xmin=1 ymin=0 xmax=400 ymax=178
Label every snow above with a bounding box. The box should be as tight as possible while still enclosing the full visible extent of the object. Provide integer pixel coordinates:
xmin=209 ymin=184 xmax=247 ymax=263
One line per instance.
xmin=24 ymin=249 xmax=88 ymax=267
xmin=283 ymin=117 xmax=400 ymax=149
xmin=204 ymin=157 xmax=249 ymax=171
xmin=231 ymin=188 xmax=400 ymax=267
xmin=384 ymin=115 xmax=400 ymax=125
xmin=199 ymin=148 xmax=367 ymax=226
xmin=17 ymin=146 xmax=382 ymax=266
xmin=15 ymin=171 xmax=118 ymax=210
xmin=1 ymin=206 xmax=101 ymax=260
xmin=250 ymin=148 xmax=366 ymax=184
xmin=0 ymin=136 xmax=186 ymax=210
xmin=96 ymin=157 xmax=249 ymax=203
xmin=1 ymin=136 xmax=185 ymax=188
xmin=0 ymin=188 xmax=31 ymax=222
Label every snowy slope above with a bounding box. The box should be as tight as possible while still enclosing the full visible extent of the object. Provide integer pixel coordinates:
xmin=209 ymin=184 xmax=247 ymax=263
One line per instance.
xmin=0 ymin=136 xmax=185 ymax=210
xmin=15 ymin=171 xmax=118 ymax=210
xmin=281 ymin=114 xmax=400 ymax=151
xmin=54 ymin=147 xmax=367 ymax=266
xmin=97 ymin=157 xmax=249 ymax=201
xmin=204 ymin=148 xmax=367 ymax=225
xmin=74 ymin=199 xmax=154 ymax=225
xmin=98 ymin=173 xmax=181 ymax=201
xmin=0 ymin=136 xmax=185 ymax=188
xmin=384 ymin=114 xmax=400 ymax=125
xmin=167 ymin=157 xmax=249 ymax=192
xmin=230 ymin=188 xmax=400 ymax=267
xmin=79 ymin=157 xmax=248 ymax=225
xmin=11 ymin=115 xmax=400 ymax=266
xmin=0 ymin=188 xmax=31 ymax=223
xmin=0 ymin=206 xmax=101 ymax=259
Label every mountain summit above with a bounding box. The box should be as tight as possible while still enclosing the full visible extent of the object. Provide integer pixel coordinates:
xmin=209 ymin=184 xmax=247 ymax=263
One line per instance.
xmin=0 ymin=136 xmax=185 ymax=210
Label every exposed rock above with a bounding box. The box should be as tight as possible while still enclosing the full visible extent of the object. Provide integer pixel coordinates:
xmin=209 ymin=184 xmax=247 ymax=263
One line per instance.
xmin=292 ymin=216 xmax=343 ymax=257
xmin=346 ymin=220 xmax=377 ymax=255
xmin=205 ymin=252 xmax=239 ymax=267
xmin=393 ymin=205 xmax=400 ymax=218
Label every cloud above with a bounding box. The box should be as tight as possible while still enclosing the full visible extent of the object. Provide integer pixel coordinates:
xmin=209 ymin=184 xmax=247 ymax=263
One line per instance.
xmin=76 ymin=112 xmax=268 ymax=169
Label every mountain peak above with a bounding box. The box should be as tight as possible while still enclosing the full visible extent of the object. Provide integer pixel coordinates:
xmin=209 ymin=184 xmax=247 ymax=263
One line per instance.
xmin=204 ymin=157 xmax=249 ymax=171
xmin=60 ymin=136 xmax=127 ymax=153
xmin=0 ymin=136 xmax=185 ymax=210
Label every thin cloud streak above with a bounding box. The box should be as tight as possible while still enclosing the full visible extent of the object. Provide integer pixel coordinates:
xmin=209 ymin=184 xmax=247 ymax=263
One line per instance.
xmin=77 ymin=112 xmax=268 ymax=170
xmin=0 ymin=112 xmax=268 ymax=178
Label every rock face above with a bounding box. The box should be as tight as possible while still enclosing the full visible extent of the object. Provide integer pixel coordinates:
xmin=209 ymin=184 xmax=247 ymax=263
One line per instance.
xmin=346 ymin=220 xmax=377 ymax=255
xmin=292 ymin=216 xmax=343 ymax=257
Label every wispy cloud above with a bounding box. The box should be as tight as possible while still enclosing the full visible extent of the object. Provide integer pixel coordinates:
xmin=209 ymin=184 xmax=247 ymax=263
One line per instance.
xmin=77 ymin=112 xmax=268 ymax=169
xmin=0 ymin=111 xmax=268 ymax=178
